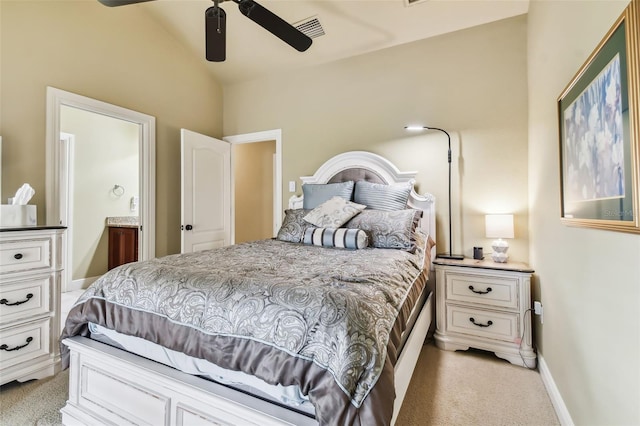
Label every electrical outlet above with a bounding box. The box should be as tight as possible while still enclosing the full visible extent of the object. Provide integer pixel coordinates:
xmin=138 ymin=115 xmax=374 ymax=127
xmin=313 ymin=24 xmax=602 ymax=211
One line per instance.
xmin=288 ymin=181 xmax=296 ymax=193
xmin=534 ymin=301 xmax=543 ymax=324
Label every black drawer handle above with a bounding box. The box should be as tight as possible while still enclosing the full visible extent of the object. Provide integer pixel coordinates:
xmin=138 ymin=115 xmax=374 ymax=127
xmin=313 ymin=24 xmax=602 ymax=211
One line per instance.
xmin=469 ymin=317 xmax=493 ymax=328
xmin=468 ymin=285 xmax=492 ymax=295
xmin=0 ymin=336 xmax=34 ymax=352
xmin=13 ymin=253 xmax=23 ymax=260
xmin=0 ymin=293 xmax=34 ymax=306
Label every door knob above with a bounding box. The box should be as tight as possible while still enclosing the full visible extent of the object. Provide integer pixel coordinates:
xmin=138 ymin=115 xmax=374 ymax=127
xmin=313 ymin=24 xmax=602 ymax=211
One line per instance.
xmin=185 ymin=224 xmax=193 ymax=231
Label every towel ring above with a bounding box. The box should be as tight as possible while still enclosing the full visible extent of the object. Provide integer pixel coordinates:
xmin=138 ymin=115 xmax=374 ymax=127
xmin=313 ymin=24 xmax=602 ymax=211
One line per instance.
xmin=112 ymin=185 xmax=125 ymax=197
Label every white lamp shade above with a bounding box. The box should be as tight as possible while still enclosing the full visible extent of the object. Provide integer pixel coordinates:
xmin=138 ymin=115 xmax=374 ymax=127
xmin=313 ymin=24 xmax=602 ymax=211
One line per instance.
xmin=485 ymin=214 xmax=514 ymax=239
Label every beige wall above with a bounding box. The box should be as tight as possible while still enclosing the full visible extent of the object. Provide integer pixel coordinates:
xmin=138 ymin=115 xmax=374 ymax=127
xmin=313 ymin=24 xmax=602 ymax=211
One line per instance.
xmin=61 ymin=106 xmax=139 ymax=280
xmin=528 ymin=0 xmax=639 ymax=423
xmin=233 ymin=141 xmax=275 ymax=243
xmin=0 ymin=0 xmax=223 ymax=257
xmin=224 ymin=16 xmax=529 ymax=262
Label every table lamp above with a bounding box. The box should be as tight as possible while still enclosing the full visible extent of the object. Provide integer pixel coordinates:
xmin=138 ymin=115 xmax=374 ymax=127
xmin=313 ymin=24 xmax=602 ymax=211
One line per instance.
xmin=485 ymin=214 xmax=514 ymax=263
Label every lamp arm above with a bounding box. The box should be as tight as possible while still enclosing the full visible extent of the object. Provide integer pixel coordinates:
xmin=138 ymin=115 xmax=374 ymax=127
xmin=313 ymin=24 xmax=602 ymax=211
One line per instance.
xmin=404 ymin=124 xmax=461 ymax=259
xmin=426 ymin=127 xmax=454 ymax=256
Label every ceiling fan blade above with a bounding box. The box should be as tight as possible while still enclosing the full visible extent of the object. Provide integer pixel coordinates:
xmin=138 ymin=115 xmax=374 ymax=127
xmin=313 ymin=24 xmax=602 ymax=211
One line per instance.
xmin=205 ymin=6 xmax=227 ymax=62
xmin=97 ymin=0 xmax=155 ymax=7
xmin=237 ymin=0 xmax=312 ymax=53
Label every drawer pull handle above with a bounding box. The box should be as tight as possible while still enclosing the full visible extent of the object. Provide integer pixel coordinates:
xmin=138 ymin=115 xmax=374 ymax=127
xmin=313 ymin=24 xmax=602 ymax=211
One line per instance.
xmin=13 ymin=253 xmax=24 ymax=260
xmin=469 ymin=317 xmax=493 ymax=328
xmin=0 ymin=336 xmax=34 ymax=352
xmin=0 ymin=293 xmax=34 ymax=306
xmin=468 ymin=285 xmax=492 ymax=295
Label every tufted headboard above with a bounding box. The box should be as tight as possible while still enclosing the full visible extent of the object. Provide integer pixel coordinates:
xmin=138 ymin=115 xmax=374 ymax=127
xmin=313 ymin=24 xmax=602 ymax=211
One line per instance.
xmin=288 ymin=151 xmax=436 ymax=259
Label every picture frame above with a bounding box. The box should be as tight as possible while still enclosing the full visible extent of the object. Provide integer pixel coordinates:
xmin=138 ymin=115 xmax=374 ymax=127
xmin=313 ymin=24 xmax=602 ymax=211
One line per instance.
xmin=558 ymin=0 xmax=640 ymax=234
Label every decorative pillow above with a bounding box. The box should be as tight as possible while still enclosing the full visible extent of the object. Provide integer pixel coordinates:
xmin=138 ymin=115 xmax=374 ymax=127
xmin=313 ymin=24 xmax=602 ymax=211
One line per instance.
xmin=302 ymin=181 xmax=354 ymax=209
xmin=344 ymin=208 xmax=422 ymax=252
xmin=303 ymin=196 xmax=366 ymax=228
xmin=276 ymin=209 xmax=316 ymax=243
xmin=412 ymin=228 xmax=436 ymax=270
xmin=303 ymin=227 xmax=369 ymax=250
xmin=353 ymin=180 xmax=412 ymax=211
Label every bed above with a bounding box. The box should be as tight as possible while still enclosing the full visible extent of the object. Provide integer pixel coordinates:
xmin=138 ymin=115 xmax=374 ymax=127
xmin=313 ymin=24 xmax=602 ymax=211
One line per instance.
xmin=60 ymin=150 xmax=436 ymax=426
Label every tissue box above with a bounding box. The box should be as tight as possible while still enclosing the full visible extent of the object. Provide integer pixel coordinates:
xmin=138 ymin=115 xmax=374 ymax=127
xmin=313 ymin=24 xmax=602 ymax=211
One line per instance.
xmin=1 ymin=205 xmax=37 ymax=226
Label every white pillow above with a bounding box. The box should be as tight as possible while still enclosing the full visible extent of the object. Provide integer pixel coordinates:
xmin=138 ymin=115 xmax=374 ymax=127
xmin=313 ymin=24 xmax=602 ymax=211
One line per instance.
xmin=303 ymin=196 xmax=366 ymax=228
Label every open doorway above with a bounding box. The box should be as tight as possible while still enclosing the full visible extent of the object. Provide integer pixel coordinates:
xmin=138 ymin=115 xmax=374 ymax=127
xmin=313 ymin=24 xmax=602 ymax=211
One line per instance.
xmin=224 ymin=129 xmax=283 ymax=244
xmin=61 ymin=106 xmax=139 ymax=288
xmin=233 ymin=141 xmax=276 ymax=243
xmin=45 ymin=87 xmax=156 ymax=292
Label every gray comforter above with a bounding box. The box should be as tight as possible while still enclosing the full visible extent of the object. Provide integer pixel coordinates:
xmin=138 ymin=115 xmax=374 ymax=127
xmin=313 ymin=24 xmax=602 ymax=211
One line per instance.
xmin=61 ymin=235 xmax=431 ymax=425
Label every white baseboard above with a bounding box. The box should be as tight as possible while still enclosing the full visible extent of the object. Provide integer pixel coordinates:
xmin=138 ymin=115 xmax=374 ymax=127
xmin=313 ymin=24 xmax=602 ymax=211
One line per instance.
xmin=538 ymin=353 xmax=574 ymax=425
xmin=66 ymin=275 xmax=101 ymax=292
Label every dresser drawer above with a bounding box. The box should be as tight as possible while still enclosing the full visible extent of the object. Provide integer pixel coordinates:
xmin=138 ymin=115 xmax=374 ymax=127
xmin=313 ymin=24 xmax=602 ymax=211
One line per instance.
xmin=446 ymin=305 xmax=519 ymax=342
xmin=0 ymin=274 xmax=52 ymax=325
xmin=0 ymin=238 xmax=52 ymax=274
xmin=0 ymin=318 xmax=51 ymax=370
xmin=446 ymin=273 xmax=519 ymax=309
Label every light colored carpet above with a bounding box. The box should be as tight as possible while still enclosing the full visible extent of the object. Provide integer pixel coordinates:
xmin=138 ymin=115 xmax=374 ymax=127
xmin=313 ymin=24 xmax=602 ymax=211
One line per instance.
xmin=396 ymin=342 xmax=559 ymax=425
xmin=0 ymin=370 xmax=68 ymax=426
xmin=0 ymin=342 xmax=558 ymax=426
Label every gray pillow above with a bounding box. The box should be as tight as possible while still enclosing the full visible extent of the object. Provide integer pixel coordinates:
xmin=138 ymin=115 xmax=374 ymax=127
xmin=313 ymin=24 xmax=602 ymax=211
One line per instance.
xmin=276 ymin=209 xmax=315 ymax=243
xmin=353 ymin=181 xmax=412 ymax=211
xmin=345 ymin=209 xmax=422 ymax=252
xmin=302 ymin=181 xmax=354 ymax=209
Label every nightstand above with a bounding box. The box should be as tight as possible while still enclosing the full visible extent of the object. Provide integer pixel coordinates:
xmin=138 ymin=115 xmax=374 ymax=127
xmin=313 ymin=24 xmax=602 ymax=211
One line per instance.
xmin=0 ymin=226 xmax=66 ymax=384
xmin=433 ymin=258 xmax=536 ymax=368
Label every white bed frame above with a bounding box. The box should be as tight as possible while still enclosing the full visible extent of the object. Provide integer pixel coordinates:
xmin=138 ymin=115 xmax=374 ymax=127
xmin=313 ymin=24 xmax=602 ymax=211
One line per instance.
xmin=61 ymin=151 xmax=436 ymax=426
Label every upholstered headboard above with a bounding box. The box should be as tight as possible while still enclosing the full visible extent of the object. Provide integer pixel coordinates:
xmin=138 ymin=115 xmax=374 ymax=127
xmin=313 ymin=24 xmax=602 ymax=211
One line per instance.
xmin=288 ymin=151 xmax=436 ymax=259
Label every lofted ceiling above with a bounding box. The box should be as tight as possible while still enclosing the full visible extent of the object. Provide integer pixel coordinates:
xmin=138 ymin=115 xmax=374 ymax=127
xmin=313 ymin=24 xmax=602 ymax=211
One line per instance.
xmin=122 ymin=0 xmax=529 ymax=85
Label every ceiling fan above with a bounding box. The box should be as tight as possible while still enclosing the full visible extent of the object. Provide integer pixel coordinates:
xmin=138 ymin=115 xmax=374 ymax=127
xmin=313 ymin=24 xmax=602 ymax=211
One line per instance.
xmin=97 ymin=0 xmax=313 ymax=62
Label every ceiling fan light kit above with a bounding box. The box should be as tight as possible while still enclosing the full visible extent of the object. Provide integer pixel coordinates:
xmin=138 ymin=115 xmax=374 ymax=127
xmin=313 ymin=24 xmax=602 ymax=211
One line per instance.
xmin=206 ymin=4 xmax=227 ymax=62
xmin=98 ymin=0 xmax=313 ymax=62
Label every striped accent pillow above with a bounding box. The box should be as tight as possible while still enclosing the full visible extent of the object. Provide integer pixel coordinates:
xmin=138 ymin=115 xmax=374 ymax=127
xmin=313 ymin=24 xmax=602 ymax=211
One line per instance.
xmin=353 ymin=181 xmax=412 ymax=211
xmin=303 ymin=227 xmax=369 ymax=250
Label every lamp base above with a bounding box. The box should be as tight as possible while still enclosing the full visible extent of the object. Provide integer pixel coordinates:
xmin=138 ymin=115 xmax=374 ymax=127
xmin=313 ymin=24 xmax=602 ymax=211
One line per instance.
xmin=436 ymin=252 xmax=465 ymax=260
xmin=491 ymin=238 xmax=509 ymax=263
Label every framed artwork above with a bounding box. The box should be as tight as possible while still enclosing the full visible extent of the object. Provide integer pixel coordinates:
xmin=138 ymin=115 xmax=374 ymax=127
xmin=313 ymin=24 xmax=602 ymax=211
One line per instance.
xmin=558 ymin=0 xmax=640 ymax=234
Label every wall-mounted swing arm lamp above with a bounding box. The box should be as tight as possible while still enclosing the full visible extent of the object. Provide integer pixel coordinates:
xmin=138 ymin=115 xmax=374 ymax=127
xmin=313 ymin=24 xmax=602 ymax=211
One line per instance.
xmin=405 ymin=125 xmax=464 ymax=260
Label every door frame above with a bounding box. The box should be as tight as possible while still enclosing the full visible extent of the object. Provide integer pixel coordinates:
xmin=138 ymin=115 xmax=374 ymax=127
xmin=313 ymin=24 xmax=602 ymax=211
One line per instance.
xmin=45 ymin=87 xmax=156 ymax=291
xmin=59 ymin=132 xmax=75 ymax=289
xmin=223 ymin=129 xmax=282 ymax=241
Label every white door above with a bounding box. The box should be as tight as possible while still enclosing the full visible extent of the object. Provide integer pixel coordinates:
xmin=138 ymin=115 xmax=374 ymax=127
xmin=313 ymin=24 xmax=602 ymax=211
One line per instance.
xmin=181 ymin=129 xmax=231 ymax=253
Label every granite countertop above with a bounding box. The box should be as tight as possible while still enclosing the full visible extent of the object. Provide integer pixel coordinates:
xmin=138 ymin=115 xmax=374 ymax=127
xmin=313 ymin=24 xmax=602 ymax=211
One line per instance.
xmin=106 ymin=216 xmax=139 ymax=228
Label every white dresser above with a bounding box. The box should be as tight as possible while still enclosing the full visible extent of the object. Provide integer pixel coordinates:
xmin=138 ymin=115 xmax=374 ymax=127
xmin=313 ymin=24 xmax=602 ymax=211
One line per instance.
xmin=0 ymin=226 xmax=65 ymax=384
xmin=433 ymin=258 xmax=536 ymax=368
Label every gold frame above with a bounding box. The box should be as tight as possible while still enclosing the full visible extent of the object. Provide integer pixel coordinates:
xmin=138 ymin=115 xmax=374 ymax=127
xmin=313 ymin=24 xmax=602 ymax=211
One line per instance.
xmin=558 ymin=0 xmax=640 ymax=234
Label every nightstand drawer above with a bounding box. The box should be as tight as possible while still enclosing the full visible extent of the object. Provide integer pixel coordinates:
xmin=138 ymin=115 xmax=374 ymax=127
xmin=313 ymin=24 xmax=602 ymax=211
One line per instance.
xmin=0 ymin=238 xmax=52 ymax=273
xmin=0 ymin=318 xmax=51 ymax=369
xmin=0 ymin=274 xmax=52 ymax=324
xmin=446 ymin=273 xmax=518 ymax=309
xmin=446 ymin=305 xmax=519 ymax=342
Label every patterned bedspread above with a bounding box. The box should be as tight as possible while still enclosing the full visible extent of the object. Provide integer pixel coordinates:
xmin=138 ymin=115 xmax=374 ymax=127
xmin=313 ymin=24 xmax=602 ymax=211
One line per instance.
xmin=61 ymin=235 xmax=431 ymax=425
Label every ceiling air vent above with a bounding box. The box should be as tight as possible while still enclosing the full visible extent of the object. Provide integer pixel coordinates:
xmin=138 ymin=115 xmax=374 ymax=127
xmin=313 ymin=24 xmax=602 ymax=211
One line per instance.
xmin=294 ymin=16 xmax=325 ymax=39
xmin=405 ymin=0 xmax=429 ymax=6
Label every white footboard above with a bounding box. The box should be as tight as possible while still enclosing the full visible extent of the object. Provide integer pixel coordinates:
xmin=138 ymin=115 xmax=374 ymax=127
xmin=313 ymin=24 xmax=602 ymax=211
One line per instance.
xmin=61 ymin=293 xmax=433 ymax=426
xmin=61 ymin=337 xmax=317 ymax=426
